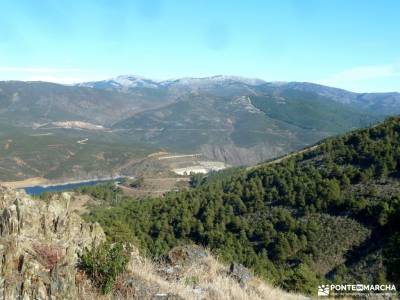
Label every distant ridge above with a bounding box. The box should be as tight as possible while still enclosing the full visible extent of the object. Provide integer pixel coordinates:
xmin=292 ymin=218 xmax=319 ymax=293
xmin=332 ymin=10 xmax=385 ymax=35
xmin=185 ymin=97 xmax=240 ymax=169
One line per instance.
xmin=0 ymin=77 xmax=400 ymax=180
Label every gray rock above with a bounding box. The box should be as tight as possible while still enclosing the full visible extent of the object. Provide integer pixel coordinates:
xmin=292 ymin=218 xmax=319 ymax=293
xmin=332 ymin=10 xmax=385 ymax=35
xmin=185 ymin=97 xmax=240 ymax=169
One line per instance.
xmin=167 ymin=245 xmax=208 ymax=266
xmin=229 ymin=263 xmax=252 ymax=287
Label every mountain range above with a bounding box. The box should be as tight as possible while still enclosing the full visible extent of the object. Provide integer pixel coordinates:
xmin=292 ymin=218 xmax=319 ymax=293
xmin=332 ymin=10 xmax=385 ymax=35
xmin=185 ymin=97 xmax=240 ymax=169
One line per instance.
xmin=0 ymin=75 xmax=400 ymax=180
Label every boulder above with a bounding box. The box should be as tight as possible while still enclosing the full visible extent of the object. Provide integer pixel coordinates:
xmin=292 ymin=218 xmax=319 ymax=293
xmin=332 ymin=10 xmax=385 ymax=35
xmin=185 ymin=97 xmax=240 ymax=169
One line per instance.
xmin=167 ymin=245 xmax=208 ymax=266
xmin=229 ymin=263 xmax=253 ymax=287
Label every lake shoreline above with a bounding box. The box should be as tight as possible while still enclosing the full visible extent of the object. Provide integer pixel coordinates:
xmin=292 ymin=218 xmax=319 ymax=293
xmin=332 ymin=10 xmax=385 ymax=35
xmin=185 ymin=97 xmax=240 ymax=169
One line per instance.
xmin=22 ymin=176 xmax=130 ymax=196
xmin=0 ymin=175 xmax=131 ymax=189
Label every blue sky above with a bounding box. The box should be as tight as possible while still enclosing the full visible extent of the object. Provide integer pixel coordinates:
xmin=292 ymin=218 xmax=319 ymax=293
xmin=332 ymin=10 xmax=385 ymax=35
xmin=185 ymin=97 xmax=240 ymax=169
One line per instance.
xmin=0 ymin=0 xmax=399 ymax=92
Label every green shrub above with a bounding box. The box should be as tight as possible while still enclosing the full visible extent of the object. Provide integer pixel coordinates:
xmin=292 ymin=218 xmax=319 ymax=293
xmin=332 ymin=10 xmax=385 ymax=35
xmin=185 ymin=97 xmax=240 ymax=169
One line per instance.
xmin=79 ymin=242 xmax=129 ymax=294
xmin=283 ymin=264 xmax=319 ymax=295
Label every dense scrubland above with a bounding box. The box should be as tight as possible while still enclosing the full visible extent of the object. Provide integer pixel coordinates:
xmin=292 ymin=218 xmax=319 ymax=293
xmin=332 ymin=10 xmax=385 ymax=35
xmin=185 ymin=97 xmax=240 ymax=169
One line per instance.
xmin=81 ymin=117 xmax=400 ymax=295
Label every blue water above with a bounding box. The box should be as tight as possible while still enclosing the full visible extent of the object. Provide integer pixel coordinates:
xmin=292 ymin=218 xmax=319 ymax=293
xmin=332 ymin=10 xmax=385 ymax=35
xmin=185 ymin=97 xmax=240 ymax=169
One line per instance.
xmin=24 ymin=179 xmax=118 ymax=196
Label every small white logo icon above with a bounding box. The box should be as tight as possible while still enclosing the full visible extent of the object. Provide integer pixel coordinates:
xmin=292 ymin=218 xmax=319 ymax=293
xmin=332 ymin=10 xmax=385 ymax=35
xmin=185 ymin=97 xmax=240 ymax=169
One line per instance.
xmin=318 ymin=285 xmax=330 ymax=297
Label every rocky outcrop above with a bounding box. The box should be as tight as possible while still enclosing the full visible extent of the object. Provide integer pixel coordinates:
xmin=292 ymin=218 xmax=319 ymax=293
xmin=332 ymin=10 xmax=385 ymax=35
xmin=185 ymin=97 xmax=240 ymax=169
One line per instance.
xmin=0 ymin=187 xmax=104 ymax=299
xmin=0 ymin=187 xmax=306 ymax=299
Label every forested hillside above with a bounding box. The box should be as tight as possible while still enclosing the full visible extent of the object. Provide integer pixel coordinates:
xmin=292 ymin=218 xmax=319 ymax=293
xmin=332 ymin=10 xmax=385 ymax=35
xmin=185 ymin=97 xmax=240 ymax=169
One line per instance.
xmin=84 ymin=116 xmax=400 ymax=295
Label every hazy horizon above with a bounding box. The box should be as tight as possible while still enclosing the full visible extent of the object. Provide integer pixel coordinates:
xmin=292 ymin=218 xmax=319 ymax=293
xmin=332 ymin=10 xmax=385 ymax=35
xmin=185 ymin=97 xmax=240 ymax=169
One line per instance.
xmin=2 ymin=73 xmax=400 ymax=94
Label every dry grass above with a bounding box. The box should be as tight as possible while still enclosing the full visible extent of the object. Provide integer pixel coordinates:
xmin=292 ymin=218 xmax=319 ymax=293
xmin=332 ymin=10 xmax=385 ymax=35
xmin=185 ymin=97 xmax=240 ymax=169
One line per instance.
xmin=75 ymin=247 xmax=307 ymax=299
xmin=117 ymin=248 xmax=307 ymax=300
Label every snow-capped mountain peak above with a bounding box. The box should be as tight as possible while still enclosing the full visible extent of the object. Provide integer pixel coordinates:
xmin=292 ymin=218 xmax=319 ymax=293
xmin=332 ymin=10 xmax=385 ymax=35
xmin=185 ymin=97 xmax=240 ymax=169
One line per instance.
xmin=77 ymin=75 xmax=160 ymax=91
xmin=159 ymin=75 xmax=266 ymax=87
xmin=111 ymin=75 xmax=159 ymax=88
xmin=76 ymin=74 xmax=267 ymax=93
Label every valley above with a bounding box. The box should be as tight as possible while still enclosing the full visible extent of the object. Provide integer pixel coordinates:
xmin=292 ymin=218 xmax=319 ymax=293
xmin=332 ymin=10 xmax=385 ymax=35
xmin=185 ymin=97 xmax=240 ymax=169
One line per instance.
xmin=3 ymin=114 xmax=400 ymax=298
xmin=82 ymin=116 xmax=400 ymax=297
xmin=1 ymin=76 xmax=399 ymax=183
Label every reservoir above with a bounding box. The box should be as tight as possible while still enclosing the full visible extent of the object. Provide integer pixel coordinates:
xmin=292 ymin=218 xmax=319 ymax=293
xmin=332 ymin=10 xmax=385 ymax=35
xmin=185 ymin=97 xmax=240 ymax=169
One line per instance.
xmin=24 ymin=178 xmax=120 ymax=196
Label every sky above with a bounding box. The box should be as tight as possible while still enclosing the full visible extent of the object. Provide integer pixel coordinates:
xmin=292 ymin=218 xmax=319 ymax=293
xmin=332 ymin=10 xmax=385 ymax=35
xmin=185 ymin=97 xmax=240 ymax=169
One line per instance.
xmin=0 ymin=0 xmax=399 ymax=92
